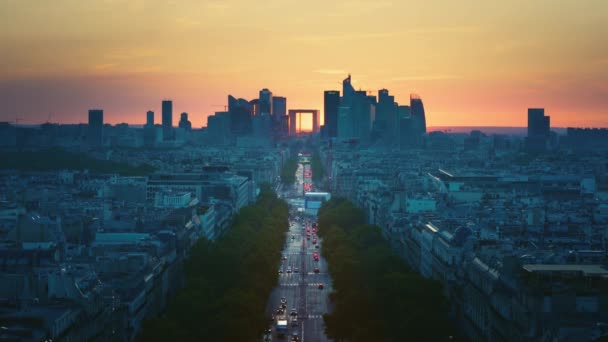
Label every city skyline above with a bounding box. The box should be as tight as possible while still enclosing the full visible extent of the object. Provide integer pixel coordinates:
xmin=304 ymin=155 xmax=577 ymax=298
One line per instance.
xmin=1 ymin=1 xmax=608 ymax=128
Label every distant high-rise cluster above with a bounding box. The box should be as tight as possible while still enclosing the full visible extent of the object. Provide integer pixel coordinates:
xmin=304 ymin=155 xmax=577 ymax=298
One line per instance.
xmin=323 ymin=75 xmax=427 ymax=148
xmin=206 ymin=88 xmax=289 ymax=146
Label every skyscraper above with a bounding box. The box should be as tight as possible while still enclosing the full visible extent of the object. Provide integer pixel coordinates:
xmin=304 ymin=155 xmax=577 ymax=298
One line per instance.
xmin=410 ymin=94 xmax=427 ymax=135
xmin=527 ymin=108 xmax=550 ymax=137
xmin=88 ymin=109 xmax=103 ymax=147
xmin=324 ymin=90 xmax=340 ymax=138
xmin=146 ymin=111 xmax=154 ymax=126
xmin=250 ymin=99 xmax=260 ymax=116
xmin=272 ymin=96 xmax=287 ymax=119
xmin=526 ymin=108 xmax=551 ymax=151
xmin=144 ymin=111 xmax=156 ymax=147
xmin=259 ymin=88 xmax=273 ymax=116
xmin=375 ymin=89 xmax=396 ymax=145
xmin=179 ymin=112 xmax=192 ymax=130
xmin=162 ymin=100 xmax=173 ymax=141
xmin=228 ymin=95 xmax=253 ymax=136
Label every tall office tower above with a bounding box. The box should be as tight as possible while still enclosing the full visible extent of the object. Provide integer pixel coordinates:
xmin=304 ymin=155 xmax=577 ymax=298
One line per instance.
xmin=207 ymin=111 xmax=231 ymax=146
xmin=162 ymin=100 xmax=173 ymax=141
xmin=178 ymin=112 xmax=192 ymax=130
xmin=527 ymin=108 xmax=550 ymax=137
xmin=88 ymin=109 xmax=104 ymax=147
xmin=337 ymin=106 xmax=353 ymax=139
xmin=228 ymin=95 xmax=253 ymax=136
xmin=410 ymin=94 xmax=427 ymax=135
xmin=278 ymin=115 xmax=289 ymax=139
xmin=250 ymin=99 xmax=260 ymax=116
xmin=252 ymin=114 xmax=271 ymax=141
xmin=272 ymin=96 xmax=287 ymax=120
xmin=526 ymin=108 xmax=551 ymax=151
xmin=375 ymin=89 xmax=396 ymax=145
xmin=324 ymin=90 xmax=340 ymax=138
xmin=259 ymin=88 xmax=273 ymax=116
xmin=144 ymin=110 xmax=156 ymax=146
xmin=342 ymin=74 xmax=355 ymax=103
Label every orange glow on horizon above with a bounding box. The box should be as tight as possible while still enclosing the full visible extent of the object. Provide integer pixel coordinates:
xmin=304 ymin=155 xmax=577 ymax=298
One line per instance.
xmin=0 ymin=1 xmax=607 ymax=128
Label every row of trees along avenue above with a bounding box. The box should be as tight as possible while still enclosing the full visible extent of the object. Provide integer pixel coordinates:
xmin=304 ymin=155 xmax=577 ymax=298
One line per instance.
xmin=317 ymin=197 xmax=456 ymax=342
xmin=311 ymin=151 xmax=324 ymax=184
xmin=280 ymin=157 xmax=298 ymax=185
xmin=137 ymin=186 xmax=289 ymax=341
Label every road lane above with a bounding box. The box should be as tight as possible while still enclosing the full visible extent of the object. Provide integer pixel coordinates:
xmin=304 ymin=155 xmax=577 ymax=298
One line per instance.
xmin=264 ymin=163 xmax=332 ymax=342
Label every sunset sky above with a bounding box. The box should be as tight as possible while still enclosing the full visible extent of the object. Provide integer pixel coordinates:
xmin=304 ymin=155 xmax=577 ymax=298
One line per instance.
xmin=1 ymin=0 xmax=607 ymax=128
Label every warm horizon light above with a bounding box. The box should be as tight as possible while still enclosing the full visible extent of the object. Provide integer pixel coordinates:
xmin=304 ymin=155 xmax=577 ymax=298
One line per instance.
xmin=1 ymin=0 xmax=607 ymax=128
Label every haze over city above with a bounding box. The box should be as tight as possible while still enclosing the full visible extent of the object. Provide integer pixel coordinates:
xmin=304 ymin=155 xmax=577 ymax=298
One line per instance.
xmin=1 ymin=0 xmax=608 ymax=128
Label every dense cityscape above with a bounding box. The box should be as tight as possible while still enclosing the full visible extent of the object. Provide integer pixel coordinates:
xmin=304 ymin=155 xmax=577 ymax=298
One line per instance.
xmin=1 ymin=73 xmax=608 ymax=341
xmin=2 ymin=1 xmax=608 ymax=341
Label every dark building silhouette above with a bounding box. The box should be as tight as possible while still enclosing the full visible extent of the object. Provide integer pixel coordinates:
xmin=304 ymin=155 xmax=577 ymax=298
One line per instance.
xmin=88 ymin=109 xmax=103 ymax=147
xmin=162 ymin=100 xmax=173 ymax=141
xmin=250 ymin=99 xmax=260 ymax=116
xmin=146 ymin=111 xmax=154 ymax=126
xmin=527 ymin=108 xmax=550 ymax=137
xmin=324 ymin=90 xmax=340 ymax=138
xmin=228 ymin=95 xmax=253 ymax=136
xmin=375 ymin=89 xmax=397 ymax=145
xmin=272 ymin=96 xmax=286 ymax=119
xmin=144 ymin=110 xmax=156 ymax=146
xmin=410 ymin=94 xmax=427 ymax=135
xmin=342 ymin=74 xmax=355 ymax=101
xmin=564 ymin=128 xmax=608 ymax=150
xmin=526 ymin=108 xmax=550 ymax=151
xmin=259 ymin=88 xmax=272 ymax=116
xmin=178 ymin=112 xmax=192 ymax=131
xmin=336 ymin=75 xmax=375 ymax=142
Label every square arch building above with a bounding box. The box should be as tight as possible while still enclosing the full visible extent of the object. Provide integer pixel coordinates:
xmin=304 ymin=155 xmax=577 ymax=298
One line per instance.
xmin=288 ymin=109 xmax=320 ymax=135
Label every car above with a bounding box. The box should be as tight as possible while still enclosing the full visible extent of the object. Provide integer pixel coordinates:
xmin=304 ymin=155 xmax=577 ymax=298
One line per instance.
xmin=265 ymin=327 xmax=272 ymax=334
xmin=318 ymin=284 xmax=324 ymax=289
xmin=287 ymin=267 xmax=292 ymax=273
xmin=315 ymin=245 xmax=319 ymax=249
xmin=280 ymin=297 xmax=287 ymax=304
xmin=275 ymin=308 xmax=283 ymax=315
xmin=290 ymin=333 xmax=300 ymax=341
xmin=306 ymin=236 xmax=310 ymax=240
xmin=292 ymin=235 xmax=296 ymax=239
xmin=282 ymin=255 xmax=287 ymax=261
xmin=281 ymin=303 xmax=287 ymax=309
xmin=291 ymin=319 xmax=298 ymax=327
xmin=264 ymin=334 xmax=272 ymax=342
xmin=294 ymin=267 xmax=299 ymax=273
xmin=290 ymin=308 xmax=297 ymax=316
xmin=314 ymin=268 xmax=320 ymax=273
xmin=278 ymin=269 xmax=283 ymax=274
